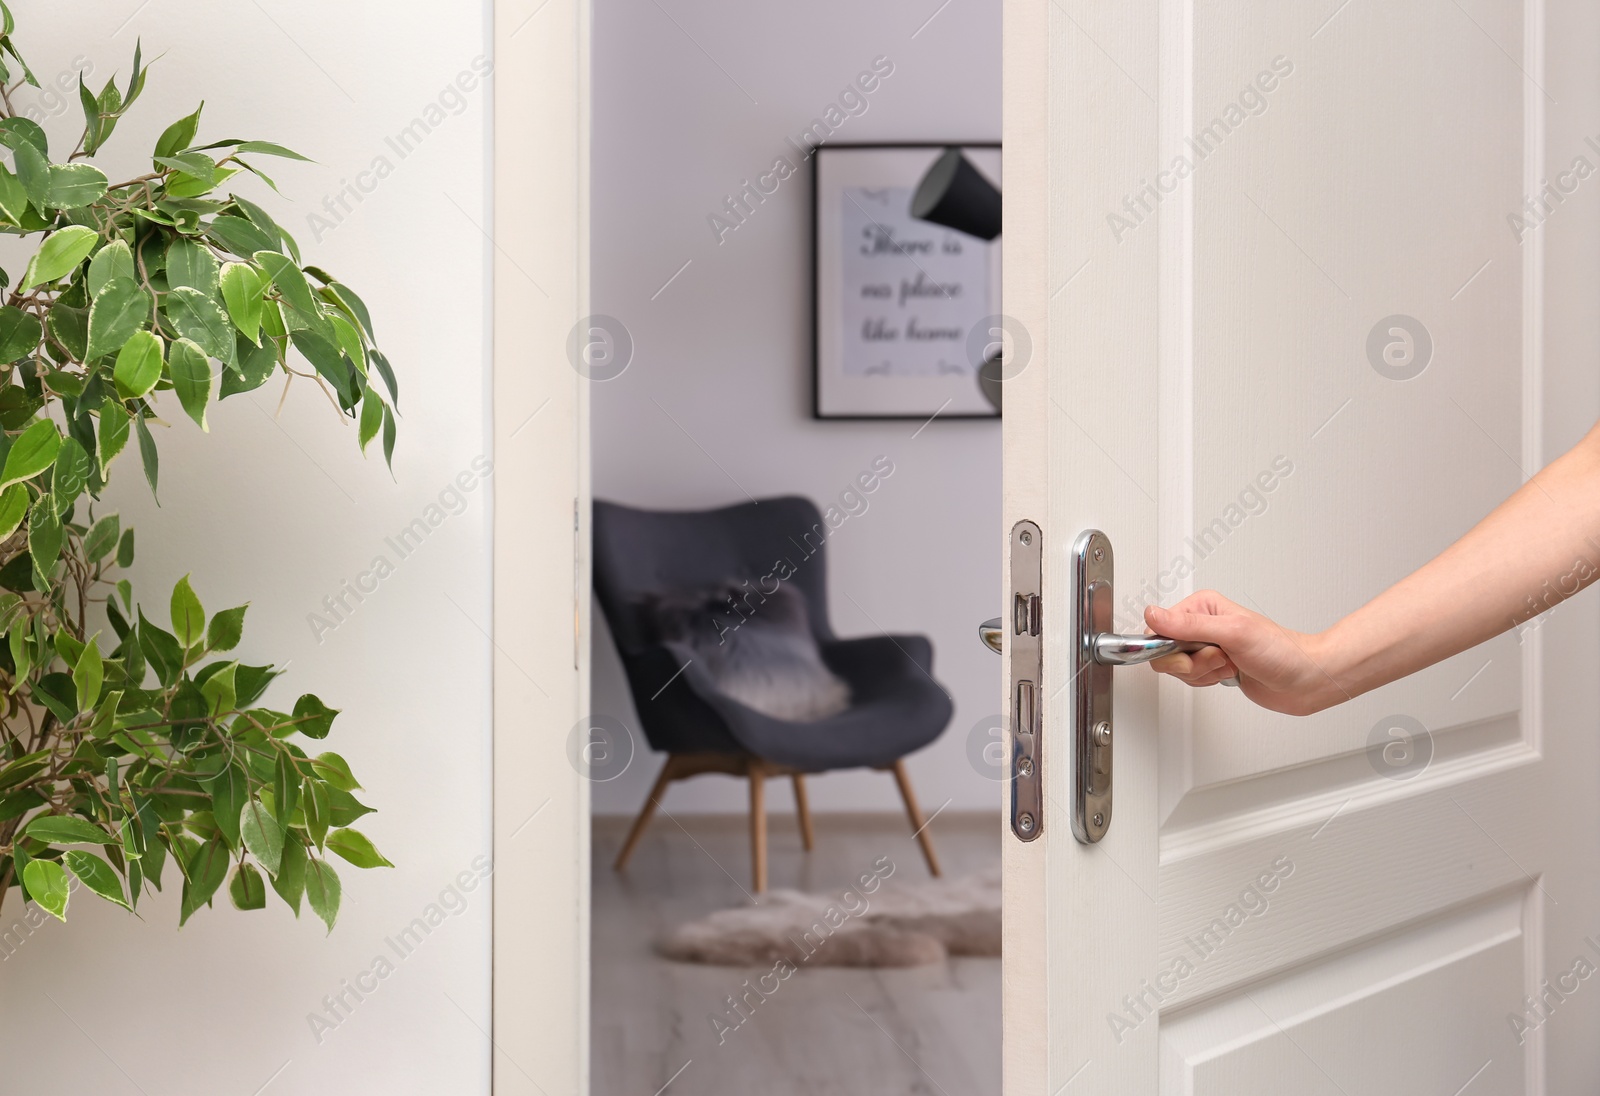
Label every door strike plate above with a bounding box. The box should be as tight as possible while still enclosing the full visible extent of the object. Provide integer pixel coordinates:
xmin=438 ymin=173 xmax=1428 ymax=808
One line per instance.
xmin=1009 ymin=521 xmax=1044 ymax=842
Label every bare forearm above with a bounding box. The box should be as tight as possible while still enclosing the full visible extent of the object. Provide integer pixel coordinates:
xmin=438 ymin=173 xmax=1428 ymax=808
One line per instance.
xmin=1312 ymin=424 xmax=1600 ymax=700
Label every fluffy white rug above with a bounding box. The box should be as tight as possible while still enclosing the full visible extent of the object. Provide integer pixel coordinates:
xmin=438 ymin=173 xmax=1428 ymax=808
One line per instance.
xmin=656 ymin=869 xmax=1000 ymax=968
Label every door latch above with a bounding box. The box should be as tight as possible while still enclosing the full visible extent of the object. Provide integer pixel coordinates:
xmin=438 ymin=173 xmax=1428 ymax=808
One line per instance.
xmin=1007 ymin=521 xmax=1044 ymax=842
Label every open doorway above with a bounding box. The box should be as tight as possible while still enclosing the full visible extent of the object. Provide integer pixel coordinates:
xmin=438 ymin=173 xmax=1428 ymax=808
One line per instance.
xmin=584 ymin=1 xmax=1003 ymax=1091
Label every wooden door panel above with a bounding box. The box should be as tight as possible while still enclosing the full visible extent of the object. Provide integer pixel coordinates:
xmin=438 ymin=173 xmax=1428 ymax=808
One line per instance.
xmin=1161 ymin=889 xmax=1527 ymax=1096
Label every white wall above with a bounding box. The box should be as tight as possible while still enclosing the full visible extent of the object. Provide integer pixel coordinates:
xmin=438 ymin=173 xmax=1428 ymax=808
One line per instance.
xmin=0 ymin=3 xmax=494 ymax=1093
xmin=590 ymin=0 xmax=1003 ymax=815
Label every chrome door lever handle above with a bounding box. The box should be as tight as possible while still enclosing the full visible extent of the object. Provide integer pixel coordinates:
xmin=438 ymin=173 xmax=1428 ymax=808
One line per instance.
xmin=1093 ymin=634 xmax=1207 ymax=665
xmin=979 ymin=617 xmax=1003 ymax=654
xmin=983 ymin=619 xmax=1236 ymax=683
xmin=1091 ymin=632 xmax=1240 ymax=685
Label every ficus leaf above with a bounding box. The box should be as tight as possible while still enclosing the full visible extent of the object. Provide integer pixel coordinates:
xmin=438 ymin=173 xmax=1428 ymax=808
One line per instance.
xmin=179 ymin=835 xmax=228 ymax=926
xmin=359 ymin=389 xmax=383 ymax=453
xmin=325 ymin=828 xmax=392 ymax=869
xmin=311 ymin=752 xmax=361 ymax=792
xmin=382 ymin=403 xmax=396 ymax=472
xmin=165 ymin=237 xmax=220 ymax=297
xmin=304 ymin=856 xmax=340 ymax=932
xmin=369 ymin=349 xmax=398 ymax=410
xmin=135 ymin=411 xmax=158 ymax=500
xmin=168 ymin=337 xmax=212 ymax=430
xmin=166 ymin=163 xmax=233 ymax=199
xmin=0 ymin=419 xmax=59 ymax=488
xmin=0 ymin=163 xmax=27 ymax=225
xmin=22 ymin=858 xmax=68 ymax=921
xmin=51 ymin=437 xmax=89 ymax=516
xmin=8 ymin=621 xmax=30 ymax=692
xmin=207 ymin=215 xmax=276 ymax=258
xmin=73 ymin=636 xmax=102 ymax=713
xmin=240 ymin=797 xmax=283 ymax=876
xmin=234 ymin=140 xmax=311 ymax=162
xmin=155 ymin=152 xmax=216 ymax=186
xmin=274 ymin=751 xmax=299 ymax=824
xmin=303 ymin=776 xmax=328 ymax=849
xmin=137 ymin=609 xmax=182 ymax=689
xmin=170 ymin=574 xmax=204 ymax=647
xmin=26 ymin=494 xmax=59 ymax=579
xmin=24 ymin=814 xmax=111 ymax=846
xmin=254 ymin=251 xmax=319 ymax=320
xmin=164 ymin=287 xmax=232 ymax=362
xmin=0 ymin=304 xmax=40 ymax=363
xmin=86 ymin=239 xmax=134 ymax=298
xmin=12 ymin=137 xmax=48 ymax=212
xmin=0 ymin=117 xmax=47 ymax=159
xmin=20 ymin=226 xmax=97 ymax=292
xmin=204 ymin=763 xmax=246 ymax=849
xmin=329 ymin=314 xmax=365 ymax=370
xmin=113 ymin=329 xmax=163 ymax=400
xmin=46 ymin=163 xmax=107 ymax=209
xmin=330 ymin=282 xmax=375 ymax=340
xmin=200 ymin=660 xmax=236 ymax=717
xmin=64 ymin=850 xmax=129 ymax=910
xmin=219 ymin=262 xmax=265 ymax=345
xmin=206 ymin=604 xmax=246 ymax=651
xmin=229 ymin=862 xmax=266 ymax=910
xmin=78 ymin=74 xmax=102 ymax=154
xmin=293 ymin=693 xmax=337 ymax=739
xmin=85 ymin=514 xmax=119 ymax=562
xmin=85 ymin=278 xmax=152 ymax=362
xmin=271 ymin=835 xmax=307 ymax=914
xmin=153 ymin=102 xmax=202 ymax=164
xmin=0 ymin=483 xmax=25 ymax=540
xmin=97 ymin=402 xmax=131 ymax=471
xmin=325 ymin=788 xmax=374 ymax=828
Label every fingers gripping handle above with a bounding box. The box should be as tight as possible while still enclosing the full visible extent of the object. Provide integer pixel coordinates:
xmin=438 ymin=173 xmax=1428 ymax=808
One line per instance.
xmin=979 ymin=619 xmax=1239 ymax=685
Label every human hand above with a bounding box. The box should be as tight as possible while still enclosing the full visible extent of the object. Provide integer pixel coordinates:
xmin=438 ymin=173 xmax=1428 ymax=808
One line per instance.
xmin=1143 ymin=591 xmax=1345 ymax=715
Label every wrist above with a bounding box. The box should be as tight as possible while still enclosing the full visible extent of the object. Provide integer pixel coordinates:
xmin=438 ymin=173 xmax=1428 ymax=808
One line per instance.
xmin=1296 ymin=626 xmax=1357 ymax=713
xmin=1286 ymin=627 xmax=1350 ymax=713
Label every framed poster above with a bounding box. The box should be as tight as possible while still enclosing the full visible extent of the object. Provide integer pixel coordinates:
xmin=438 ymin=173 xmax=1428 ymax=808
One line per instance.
xmin=813 ymin=143 xmax=1001 ymax=419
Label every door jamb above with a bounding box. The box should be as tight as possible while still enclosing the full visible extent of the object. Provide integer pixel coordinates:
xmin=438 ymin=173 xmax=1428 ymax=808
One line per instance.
xmin=491 ymin=1 xmax=591 ymax=1093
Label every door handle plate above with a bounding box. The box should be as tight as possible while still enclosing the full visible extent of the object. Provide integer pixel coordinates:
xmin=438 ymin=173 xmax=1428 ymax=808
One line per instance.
xmin=1071 ymin=529 xmax=1115 ymax=844
xmin=1009 ymin=520 xmax=1044 ymax=842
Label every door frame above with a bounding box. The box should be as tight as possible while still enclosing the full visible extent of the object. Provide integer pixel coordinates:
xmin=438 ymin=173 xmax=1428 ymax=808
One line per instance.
xmin=491 ymin=1 xmax=592 ymax=1093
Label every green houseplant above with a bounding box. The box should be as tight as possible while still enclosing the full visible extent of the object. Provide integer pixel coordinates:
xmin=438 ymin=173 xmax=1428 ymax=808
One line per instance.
xmin=0 ymin=10 xmax=398 ymax=930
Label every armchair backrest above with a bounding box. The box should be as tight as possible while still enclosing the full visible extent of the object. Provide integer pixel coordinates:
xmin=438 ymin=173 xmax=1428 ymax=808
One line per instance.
xmin=592 ymin=496 xmax=836 ymax=654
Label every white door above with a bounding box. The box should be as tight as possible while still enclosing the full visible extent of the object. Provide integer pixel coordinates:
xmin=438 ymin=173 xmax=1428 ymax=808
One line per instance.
xmin=1003 ymin=1 xmax=1600 ymax=1092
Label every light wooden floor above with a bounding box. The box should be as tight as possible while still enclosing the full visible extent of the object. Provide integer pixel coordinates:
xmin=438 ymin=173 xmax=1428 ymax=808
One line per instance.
xmin=592 ymin=810 xmax=1002 ymax=1096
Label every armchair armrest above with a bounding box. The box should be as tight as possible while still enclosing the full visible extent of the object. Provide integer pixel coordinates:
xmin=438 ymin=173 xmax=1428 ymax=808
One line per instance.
xmin=821 ymin=633 xmax=935 ymax=684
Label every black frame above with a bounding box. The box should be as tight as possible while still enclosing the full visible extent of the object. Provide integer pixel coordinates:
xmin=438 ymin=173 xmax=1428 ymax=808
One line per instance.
xmin=810 ymin=141 xmax=1002 ymax=421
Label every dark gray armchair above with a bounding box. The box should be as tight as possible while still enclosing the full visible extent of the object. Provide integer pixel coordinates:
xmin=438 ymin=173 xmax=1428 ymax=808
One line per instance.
xmin=593 ymin=496 xmax=953 ymax=891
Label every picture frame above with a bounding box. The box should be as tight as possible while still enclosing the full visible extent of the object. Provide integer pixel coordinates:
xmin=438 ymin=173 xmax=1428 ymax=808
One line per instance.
xmin=812 ymin=142 xmax=1002 ymax=420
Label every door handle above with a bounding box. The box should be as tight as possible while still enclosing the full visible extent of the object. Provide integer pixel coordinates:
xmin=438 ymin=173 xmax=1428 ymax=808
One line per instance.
xmin=979 ymin=617 xmax=1004 ymax=653
xmin=1092 ymin=633 xmax=1206 ymax=664
xmin=1090 ymin=634 xmax=1241 ymax=684
xmin=987 ymin=526 xmax=1241 ymax=847
xmin=981 ymin=618 xmax=1231 ymax=676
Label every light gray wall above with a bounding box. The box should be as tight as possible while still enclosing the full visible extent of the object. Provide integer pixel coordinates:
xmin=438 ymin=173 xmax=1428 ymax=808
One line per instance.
xmin=591 ymin=0 xmax=1003 ymax=816
xmin=0 ymin=4 xmax=493 ymax=1092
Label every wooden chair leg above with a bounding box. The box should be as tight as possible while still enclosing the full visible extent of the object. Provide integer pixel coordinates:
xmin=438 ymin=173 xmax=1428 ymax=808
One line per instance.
xmin=613 ymin=756 xmax=677 ymax=872
xmin=749 ymin=760 xmax=768 ymax=893
xmin=889 ymin=759 xmax=942 ymax=877
xmin=792 ymin=773 xmax=815 ymax=852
